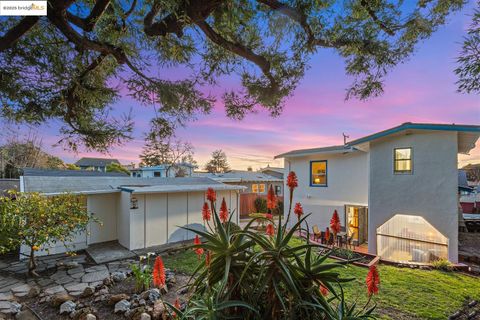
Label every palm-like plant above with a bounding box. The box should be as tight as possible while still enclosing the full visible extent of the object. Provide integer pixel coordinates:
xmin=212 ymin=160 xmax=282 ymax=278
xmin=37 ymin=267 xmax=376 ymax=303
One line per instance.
xmin=180 ymin=181 xmax=377 ymax=319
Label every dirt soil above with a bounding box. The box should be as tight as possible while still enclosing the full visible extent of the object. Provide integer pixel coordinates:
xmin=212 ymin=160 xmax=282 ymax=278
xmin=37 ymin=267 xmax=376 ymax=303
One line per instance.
xmin=21 ymin=274 xmax=191 ymax=320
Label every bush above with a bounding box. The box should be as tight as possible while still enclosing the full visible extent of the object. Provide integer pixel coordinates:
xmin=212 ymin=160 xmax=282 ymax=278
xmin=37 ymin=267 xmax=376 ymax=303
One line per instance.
xmin=431 ymin=258 xmax=454 ymax=271
xmin=253 ymin=197 xmax=267 ymax=213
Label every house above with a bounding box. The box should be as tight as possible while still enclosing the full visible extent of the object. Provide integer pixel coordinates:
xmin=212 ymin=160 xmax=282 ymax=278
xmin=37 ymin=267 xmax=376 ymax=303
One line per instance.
xmin=75 ymin=157 xmax=120 ymax=172
xmin=194 ymin=170 xmax=284 ymax=217
xmin=0 ymin=179 xmax=19 ymax=196
xmin=275 ymin=122 xmax=480 ymax=264
xmin=131 ymin=163 xmax=195 ymax=178
xmin=259 ymin=165 xmax=284 ymax=180
xmin=19 ymin=175 xmax=244 ymax=258
xmin=22 ymin=168 xmax=128 ymax=177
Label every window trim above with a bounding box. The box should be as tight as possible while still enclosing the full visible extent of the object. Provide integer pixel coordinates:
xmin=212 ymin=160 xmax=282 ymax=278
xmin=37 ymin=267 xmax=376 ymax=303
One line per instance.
xmin=393 ymin=147 xmax=413 ymax=175
xmin=310 ymin=160 xmax=328 ymax=187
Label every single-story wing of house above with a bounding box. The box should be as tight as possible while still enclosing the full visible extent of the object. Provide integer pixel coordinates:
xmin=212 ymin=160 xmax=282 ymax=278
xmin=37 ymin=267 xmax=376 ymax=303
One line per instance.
xmin=19 ymin=173 xmax=245 ymax=258
xmin=275 ymin=122 xmax=480 ymax=264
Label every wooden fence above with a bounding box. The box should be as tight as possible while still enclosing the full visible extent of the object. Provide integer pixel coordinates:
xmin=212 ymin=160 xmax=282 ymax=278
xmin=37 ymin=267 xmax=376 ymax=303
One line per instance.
xmin=239 ymin=193 xmax=284 ymax=218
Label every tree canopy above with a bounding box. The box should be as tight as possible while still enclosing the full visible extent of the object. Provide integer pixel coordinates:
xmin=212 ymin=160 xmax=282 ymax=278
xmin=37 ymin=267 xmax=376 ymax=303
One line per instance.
xmin=0 ymin=0 xmax=466 ymax=151
xmin=106 ymin=162 xmax=130 ymax=175
xmin=205 ymin=149 xmax=230 ymax=173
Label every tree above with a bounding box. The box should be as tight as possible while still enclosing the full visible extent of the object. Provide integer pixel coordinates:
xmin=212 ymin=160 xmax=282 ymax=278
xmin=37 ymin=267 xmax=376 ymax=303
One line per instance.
xmin=205 ymin=149 xmax=230 ymax=173
xmin=0 ymin=128 xmax=65 ymax=178
xmin=140 ymin=127 xmax=196 ymax=177
xmin=0 ymin=192 xmax=95 ymax=276
xmin=66 ymin=163 xmax=81 ymax=170
xmin=106 ymin=162 xmax=130 ymax=175
xmin=456 ymin=8 xmax=480 ymax=94
xmin=0 ymin=1 xmax=465 ymax=151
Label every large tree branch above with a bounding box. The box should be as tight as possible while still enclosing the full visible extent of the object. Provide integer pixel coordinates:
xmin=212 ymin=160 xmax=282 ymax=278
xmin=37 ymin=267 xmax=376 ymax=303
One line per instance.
xmin=0 ymin=17 xmax=39 ymax=52
xmin=360 ymin=0 xmax=395 ymax=36
xmin=66 ymin=0 xmax=111 ymax=32
xmin=196 ymin=20 xmax=277 ymax=90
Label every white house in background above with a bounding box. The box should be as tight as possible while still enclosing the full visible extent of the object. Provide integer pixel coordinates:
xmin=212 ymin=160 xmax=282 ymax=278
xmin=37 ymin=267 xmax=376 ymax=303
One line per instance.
xmin=19 ymin=175 xmax=243 ymax=258
xmin=275 ymin=123 xmax=480 ymax=264
xmin=130 ymin=163 xmax=195 ymax=178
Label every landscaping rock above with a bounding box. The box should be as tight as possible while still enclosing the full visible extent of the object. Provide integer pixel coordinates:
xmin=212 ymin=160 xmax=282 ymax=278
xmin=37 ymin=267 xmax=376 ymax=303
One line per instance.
xmin=468 ymin=300 xmax=477 ymax=308
xmin=112 ymin=272 xmax=127 ymax=282
xmin=449 ymin=311 xmax=461 ymax=319
xmin=468 ymin=311 xmax=477 ymax=319
xmin=85 ymin=314 xmax=96 ymax=320
xmin=0 ymin=301 xmax=21 ymax=315
xmin=27 ymin=286 xmax=40 ymax=298
xmin=59 ymin=300 xmax=76 ymax=315
xmin=152 ymin=301 xmax=165 ymax=319
xmin=82 ymin=270 xmax=109 ymax=284
xmin=141 ymin=289 xmax=160 ymax=302
xmin=109 ymin=293 xmax=130 ymax=305
xmin=114 ymin=299 xmax=131 ymax=313
xmin=51 ymin=292 xmax=73 ymax=307
xmin=15 ymin=309 xmax=37 ymax=320
xmin=102 ymin=277 xmax=114 ymax=287
xmin=81 ymin=286 xmax=95 ymax=298
xmin=140 ymin=313 xmax=151 ymax=320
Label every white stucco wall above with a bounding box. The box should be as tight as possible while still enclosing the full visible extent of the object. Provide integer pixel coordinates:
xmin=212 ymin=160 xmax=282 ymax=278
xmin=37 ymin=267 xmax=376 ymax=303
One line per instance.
xmin=88 ymin=193 xmax=118 ymax=244
xmin=284 ymin=151 xmax=369 ymax=230
xmin=118 ymin=191 xmax=131 ymax=248
xmin=368 ymin=131 xmax=459 ymax=262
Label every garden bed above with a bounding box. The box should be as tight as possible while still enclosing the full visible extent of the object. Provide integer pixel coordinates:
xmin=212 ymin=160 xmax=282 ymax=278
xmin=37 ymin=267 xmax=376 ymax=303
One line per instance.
xmin=319 ymin=246 xmax=379 ymax=268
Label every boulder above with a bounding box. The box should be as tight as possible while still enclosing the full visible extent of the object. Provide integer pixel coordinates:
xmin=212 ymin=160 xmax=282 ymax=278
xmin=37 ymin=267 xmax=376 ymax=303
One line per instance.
xmin=114 ymin=300 xmax=131 ymax=314
xmin=59 ymin=300 xmax=76 ymax=315
xmin=108 ymin=293 xmax=130 ymax=305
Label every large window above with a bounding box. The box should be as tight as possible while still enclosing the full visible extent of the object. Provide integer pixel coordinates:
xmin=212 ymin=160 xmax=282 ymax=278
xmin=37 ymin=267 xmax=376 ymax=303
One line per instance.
xmin=394 ymin=148 xmax=412 ymax=174
xmin=252 ymin=184 xmax=266 ymax=193
xmin=310 ymin=160 xmax=327 ymax=186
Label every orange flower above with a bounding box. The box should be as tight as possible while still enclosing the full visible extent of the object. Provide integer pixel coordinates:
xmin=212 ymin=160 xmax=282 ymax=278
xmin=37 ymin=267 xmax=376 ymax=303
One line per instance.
xmin=152 ymin=256 xmax=166 ymax=288
xmin=294 ymin=203 xmax=303 ymax=219
xmin=173 ymin=298 xmax=181 ymax=317
xmin=366 ymin=265 xmax=380 ymax=296
xmin=286 ymin=171 xmax=298 ymax=191
xmin=219 ymin=198 xmax=228 ymax=223
xmin=202 ymin=202 xmax=211 ymax=221
xmin=32 ymin=245 xmax=40 ymax=251
xmin=194 ymin=235 xmax=204 ymax=257
xmin=206 ymin=188 xmax=216 ymax=203
xmin=320 ymin=284 xmax=329 ymax=296
xmin=330 ymin=210 xmax=341 ymax=235
xmin=266 ymin=223 xmax=274 ymax=236
xmin=267 ymin=185 xmax=277 ymax=210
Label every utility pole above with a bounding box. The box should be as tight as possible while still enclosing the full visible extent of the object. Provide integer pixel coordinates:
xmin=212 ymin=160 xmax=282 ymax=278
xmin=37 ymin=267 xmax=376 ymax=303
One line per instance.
xmin=342 ymin=132 xmax=349 ymax=145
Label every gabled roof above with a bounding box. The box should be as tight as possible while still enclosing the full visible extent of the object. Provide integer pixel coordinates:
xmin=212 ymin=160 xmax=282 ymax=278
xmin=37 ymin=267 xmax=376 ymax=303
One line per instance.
xmin=275 ymin=122 xmax=480 ymax=159
xmin=23 ymin=168 xmax=127 ymax=177
xmin=193 ymin=170 xmax=282 ymax=183
xmin=75 ymin=157 xmax=120 ymax=167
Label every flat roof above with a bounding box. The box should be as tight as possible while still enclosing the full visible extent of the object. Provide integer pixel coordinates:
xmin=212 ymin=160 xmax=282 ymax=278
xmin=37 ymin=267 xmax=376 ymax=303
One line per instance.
xmin=193 ymin=170 xmax=283 ymax=182
xmin=275 ymin=122 xmax=480 ymax=158
xmin=120 ymin=183 xmax=245 ymax=194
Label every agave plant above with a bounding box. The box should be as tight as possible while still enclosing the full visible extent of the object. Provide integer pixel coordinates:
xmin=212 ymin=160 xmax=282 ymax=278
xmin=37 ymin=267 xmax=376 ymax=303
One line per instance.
xmin=179 ymin=177 xmax=377 ymax=320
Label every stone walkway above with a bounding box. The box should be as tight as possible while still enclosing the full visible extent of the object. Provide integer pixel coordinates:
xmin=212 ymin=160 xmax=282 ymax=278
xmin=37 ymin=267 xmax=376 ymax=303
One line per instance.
xmin=0 ymin=253 xmax=135 ymax=318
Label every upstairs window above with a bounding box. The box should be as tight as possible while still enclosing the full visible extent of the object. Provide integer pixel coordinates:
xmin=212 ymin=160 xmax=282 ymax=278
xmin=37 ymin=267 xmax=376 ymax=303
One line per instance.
xmin=394 ymin=148 xmax=413 ymax=174
xmin=310 ymin=160 xmax=327 ymax=186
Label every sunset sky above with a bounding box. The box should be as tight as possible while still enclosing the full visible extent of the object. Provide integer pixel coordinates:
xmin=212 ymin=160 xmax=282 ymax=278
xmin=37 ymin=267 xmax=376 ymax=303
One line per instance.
xmin=19 ymin=1 xmax=480 ymax=170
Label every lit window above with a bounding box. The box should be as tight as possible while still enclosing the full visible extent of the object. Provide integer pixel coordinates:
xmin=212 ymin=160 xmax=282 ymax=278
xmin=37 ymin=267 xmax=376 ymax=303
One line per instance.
xmin=310 ymin=161 xmax=327 ymax=186
xmin=252 ymin=184 xmax=266 ymax=193
xmin=394 ymin=148 xmax=412 ymax=174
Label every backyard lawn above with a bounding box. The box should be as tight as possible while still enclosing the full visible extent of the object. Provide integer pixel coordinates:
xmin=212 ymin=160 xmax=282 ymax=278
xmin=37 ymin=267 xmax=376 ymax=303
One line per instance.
xmin=164 ymin=248 xmax=480 ymax=320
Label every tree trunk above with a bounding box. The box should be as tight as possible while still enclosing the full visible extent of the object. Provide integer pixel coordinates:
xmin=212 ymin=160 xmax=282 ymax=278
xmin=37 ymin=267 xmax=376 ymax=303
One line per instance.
xmin=28 ymin=246 xmax=38 ymax=277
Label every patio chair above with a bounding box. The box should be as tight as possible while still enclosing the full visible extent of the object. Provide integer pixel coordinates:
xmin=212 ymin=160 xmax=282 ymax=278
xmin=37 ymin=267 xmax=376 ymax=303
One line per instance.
xmin=346 ymin=235 xmax=354 ymax=250
xmin=312 ymin=225 xmax=321 ymax=242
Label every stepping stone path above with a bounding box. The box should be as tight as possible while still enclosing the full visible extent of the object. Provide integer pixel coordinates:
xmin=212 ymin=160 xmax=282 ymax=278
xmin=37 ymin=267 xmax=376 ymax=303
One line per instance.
xmin=0 ymin=253 xmax=135 ymax=318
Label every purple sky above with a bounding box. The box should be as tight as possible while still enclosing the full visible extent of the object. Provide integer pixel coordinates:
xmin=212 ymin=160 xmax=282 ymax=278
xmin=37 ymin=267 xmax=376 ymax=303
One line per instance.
xmin=38 ymin=2 xmax=480 ymax=169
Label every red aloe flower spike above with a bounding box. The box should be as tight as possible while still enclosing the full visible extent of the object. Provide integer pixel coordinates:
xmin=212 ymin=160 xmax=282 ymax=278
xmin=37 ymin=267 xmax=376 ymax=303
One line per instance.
xmin=205 ymin=250 xmax=211 ymax=267
xmin=366 ymin=265 xmax=380 ymax=296
xmin=286 ymin=171 xmax=298 ymax=191
xmin=219 ymin=197 xmax=228 ymax=223
xmin=152 ymin=256 xmax=166 ymax=288
xmin=206 ymin=187 xmax=216 ymax=203
xmin=320 ymin=284 xmax=329 ymax=297
xmin=267 ymin=185 xmax=277 ymax=210
xmin=194 ymin=235 xmax=204 ymax=257
xmin=265 ymin=213 xmax=273 ymax=219
xmin=294 ymin=203 xmax=303 ymax=219
xmin=202 ymin=202 xmax=211 ymax=221
xmin=173 ymin=298 xmax=181 ymax=317
xmin=266 ymin=223 xmax=274 ymax=236
xmin=330 ymin=210 xmax=341 ymax=235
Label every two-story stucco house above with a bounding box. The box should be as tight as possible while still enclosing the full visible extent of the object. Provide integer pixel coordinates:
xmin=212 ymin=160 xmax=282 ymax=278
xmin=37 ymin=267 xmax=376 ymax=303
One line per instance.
xmin=275 ymin=123 xmax=480 ymax=264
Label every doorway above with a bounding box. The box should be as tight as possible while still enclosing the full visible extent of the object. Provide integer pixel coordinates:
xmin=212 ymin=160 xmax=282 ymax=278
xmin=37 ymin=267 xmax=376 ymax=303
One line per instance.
xmin=345 ymin=205 xmax=368 ymax=245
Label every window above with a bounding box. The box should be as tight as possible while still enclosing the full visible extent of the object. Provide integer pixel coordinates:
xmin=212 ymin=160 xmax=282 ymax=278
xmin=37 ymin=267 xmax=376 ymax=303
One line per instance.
xmin=394 ymin=148 xmax=412 ymax=174
xmin=154 ymin=171 xmax=161 ymax=177
xmin=310 ymin=160 xmax=327 ymax=186
xmin=252 ymin=183 xmax=266 ymax=193
xmin=275 ymin=185 xmax=282 ymax=196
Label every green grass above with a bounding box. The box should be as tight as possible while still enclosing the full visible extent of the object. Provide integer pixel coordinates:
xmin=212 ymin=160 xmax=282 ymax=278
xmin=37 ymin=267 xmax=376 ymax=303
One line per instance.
xmin=162 ymin=240 xmax=480 ymax=319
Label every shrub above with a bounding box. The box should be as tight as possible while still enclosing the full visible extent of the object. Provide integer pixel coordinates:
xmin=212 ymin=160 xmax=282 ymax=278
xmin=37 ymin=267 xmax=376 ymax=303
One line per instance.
xmin=253 ymin=197 xmax=267 ymax=213
xmin=176 ymin=181 xmax=377 ymax=319
xmin=431 ymin=258 xmax=454 ymax=271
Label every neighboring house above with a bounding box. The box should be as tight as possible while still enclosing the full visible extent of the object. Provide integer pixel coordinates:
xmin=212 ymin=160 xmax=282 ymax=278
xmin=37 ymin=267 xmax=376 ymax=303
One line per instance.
xmin=131 ymin=163 xmax=195 ymax=178
xmin=194 ymin=170 xmax=284 ymax=217
xmin=19 ymin=175 xmax=244 ymax=258
xmin=75 ymin=157 xmax=120 ymax=172
xmin=259 ymin=165 xmax=284 ymax=180
xmin=275 ymin=122 xmax=480 ymax=264
xmin=0 ymin=179 xmax=19 ymax=196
